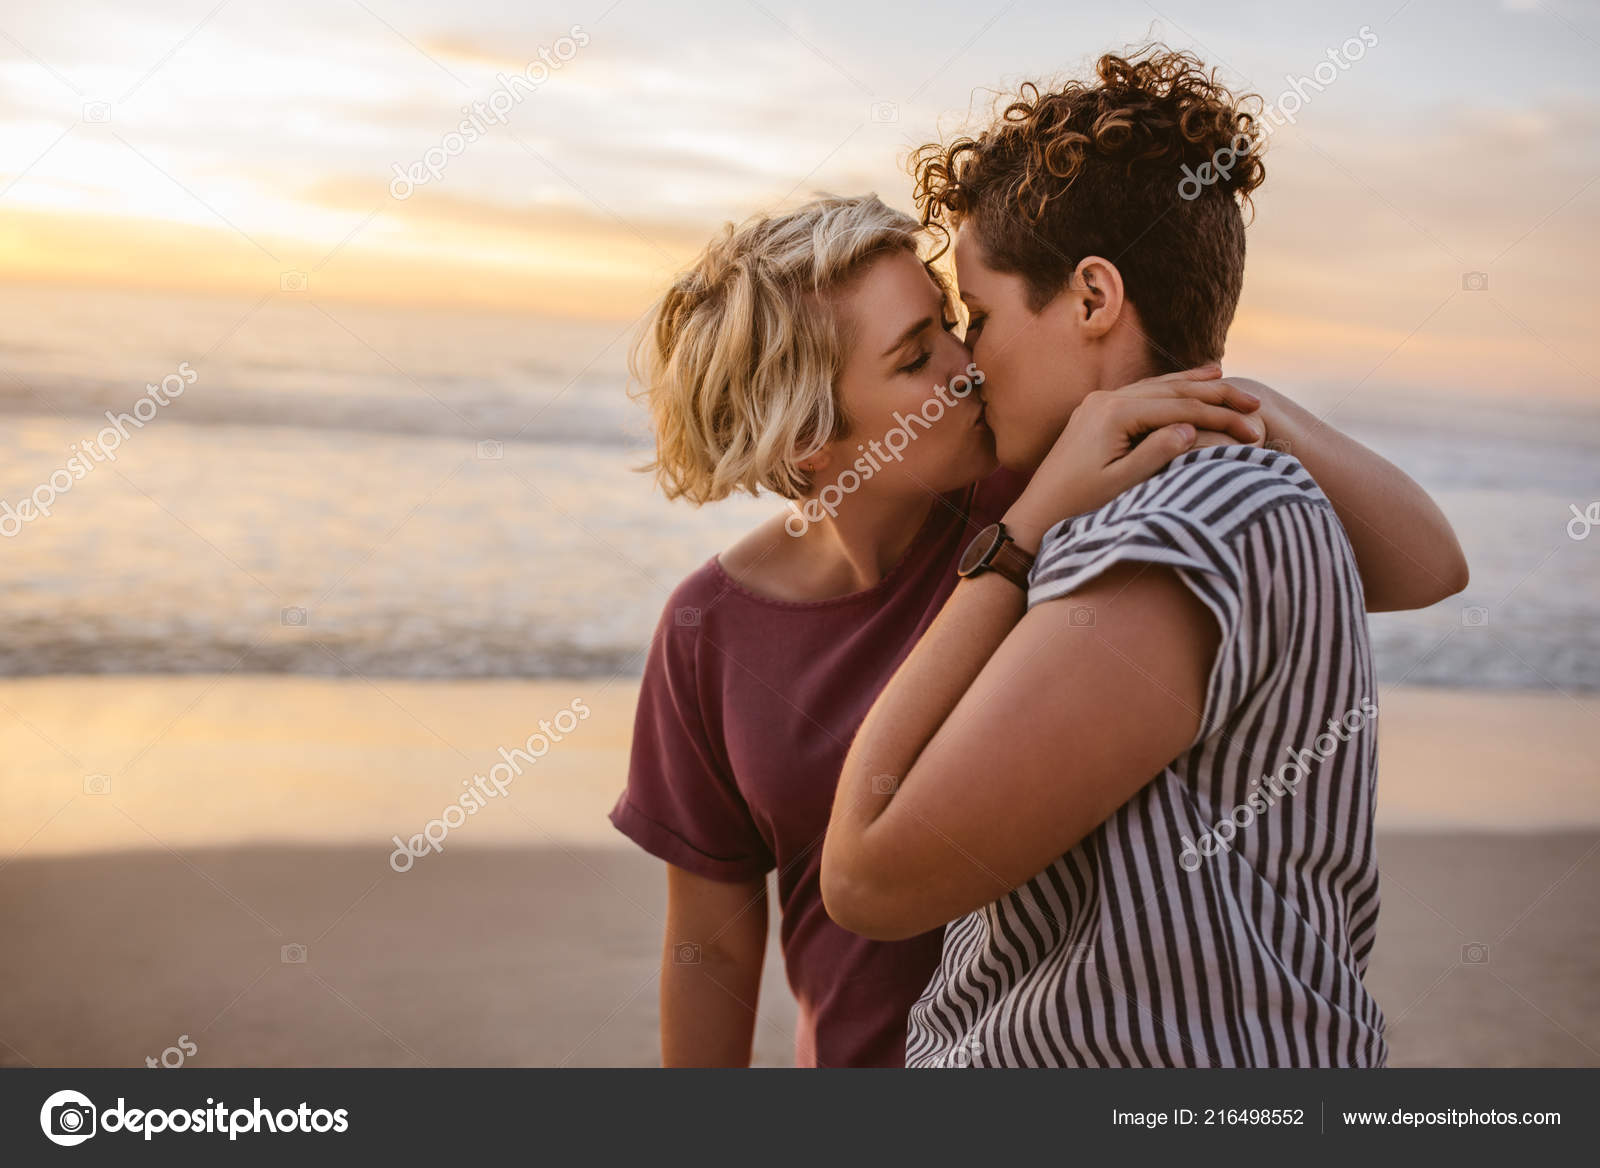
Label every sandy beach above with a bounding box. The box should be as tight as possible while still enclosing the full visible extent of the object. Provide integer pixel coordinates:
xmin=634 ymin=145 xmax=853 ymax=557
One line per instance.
xmin=2 ymin=676 xmax=1597 ymax=1067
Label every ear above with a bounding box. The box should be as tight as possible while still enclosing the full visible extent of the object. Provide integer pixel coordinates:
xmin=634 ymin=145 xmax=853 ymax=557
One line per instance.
xmin=793 ymin=443 xmax=834 ymax=480
xmin=1069 ymin=256 xmax=1126 ymax=340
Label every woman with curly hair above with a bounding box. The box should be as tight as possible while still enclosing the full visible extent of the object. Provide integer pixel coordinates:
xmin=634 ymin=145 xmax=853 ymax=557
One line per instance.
xmin=613 ymin=47 xmax=1465 ymax=1068
xmin=821 ymin=46 xmax=1466 ymax=1066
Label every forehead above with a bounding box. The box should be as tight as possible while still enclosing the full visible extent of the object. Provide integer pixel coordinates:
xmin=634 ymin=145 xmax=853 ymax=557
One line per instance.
xmin=837 ymin=249 xmax=938 ymax=343
xmin=952 ymin=223 xmax=992 ymax=287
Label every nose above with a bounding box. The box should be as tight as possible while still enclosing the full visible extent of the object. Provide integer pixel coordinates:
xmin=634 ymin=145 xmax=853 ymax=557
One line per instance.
xmin=940 ymin=332 xmax=974 ymax=378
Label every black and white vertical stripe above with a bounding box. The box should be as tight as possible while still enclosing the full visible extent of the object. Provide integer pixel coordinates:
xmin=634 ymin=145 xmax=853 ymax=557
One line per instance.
xmin=905 ymin=445 xmax=1387 ymax=1068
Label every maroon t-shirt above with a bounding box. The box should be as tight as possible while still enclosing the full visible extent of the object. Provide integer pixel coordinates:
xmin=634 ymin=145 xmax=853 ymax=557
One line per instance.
xmin=608 ymin=469 xmax=1027 ymax=1067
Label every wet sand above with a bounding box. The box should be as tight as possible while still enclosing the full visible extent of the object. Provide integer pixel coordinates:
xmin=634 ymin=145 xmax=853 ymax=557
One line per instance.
xmin=1 ymin=677 xmax=1596 ymax=1067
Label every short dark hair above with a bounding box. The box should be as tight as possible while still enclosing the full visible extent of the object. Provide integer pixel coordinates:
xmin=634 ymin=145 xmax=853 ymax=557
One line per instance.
xmin=912 ymin=45 xmax=1266 ymax=370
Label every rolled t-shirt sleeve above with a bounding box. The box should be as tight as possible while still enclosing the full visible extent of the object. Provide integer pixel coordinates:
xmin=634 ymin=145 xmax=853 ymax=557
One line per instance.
xmin=608 ymin=606 xmax=775 ymax=883
xmin=1026 ymin=459 xmax=1300 ymax=747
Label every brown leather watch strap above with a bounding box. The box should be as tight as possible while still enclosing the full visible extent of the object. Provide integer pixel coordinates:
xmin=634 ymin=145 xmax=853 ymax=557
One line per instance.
xmin=988 ymin=535 xmax=1036 ymax=590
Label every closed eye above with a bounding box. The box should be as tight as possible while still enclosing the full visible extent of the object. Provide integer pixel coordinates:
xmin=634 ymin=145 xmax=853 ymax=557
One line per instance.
xmin=899 ymin=350 xmax=932 ymax=375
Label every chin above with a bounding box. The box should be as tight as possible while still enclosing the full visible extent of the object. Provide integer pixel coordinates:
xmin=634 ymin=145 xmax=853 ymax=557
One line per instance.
xmin=991 ymin=423 xmax=1043 ymax=475
xmin=925 ymin=433 xmax=1000 ymax=495
xmin=932 ymin=453 xmax=1000 ymax=495
xmin=969 ymin=448 xmax=1001 ymax=483
xmin=966 ymin=425 xmax=1001 ymax=480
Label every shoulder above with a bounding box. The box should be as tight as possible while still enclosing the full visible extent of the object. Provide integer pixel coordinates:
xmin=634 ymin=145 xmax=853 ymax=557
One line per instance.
xmin=713 ymin=511 xmax=800 ymax=597
xmin=651 ymin=510 xmax=802 ymax=644
xmin=642 ymin=563 xmax=720 ymax=687
xmin=656 ymin=557 xmax=727 ymax=631
xmin=1068 ymin=444 xmax=1331 ymax=545
xmin=1030 ymin=446 xmax=1338 ymax=606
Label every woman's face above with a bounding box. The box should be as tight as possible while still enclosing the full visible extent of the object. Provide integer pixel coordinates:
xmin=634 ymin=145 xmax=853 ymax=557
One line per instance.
xmin=806 ymin=250 xmax=997 ymax=514
xmin=953 ymin=222 xmax=1089 ymax=473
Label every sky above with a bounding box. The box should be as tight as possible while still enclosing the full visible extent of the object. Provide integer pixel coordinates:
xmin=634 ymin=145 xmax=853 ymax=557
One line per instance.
xmin=1 ymin=0 xmax=1597 ymax=402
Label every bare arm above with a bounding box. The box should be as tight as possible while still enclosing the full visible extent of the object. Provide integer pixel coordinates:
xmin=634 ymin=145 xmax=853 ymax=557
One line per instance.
xmin=823 ymin=561 xmax=1212 ymax=940
xmin=821 ymin=371 xmax=1466 ymax=940
xmin=822 ymin=370 xmax=1256 ymax=939
xmin=1236 ymin=378 xmax=1468 ymax=611
xmin=660 ymin=865 xmax=768 ymax=1066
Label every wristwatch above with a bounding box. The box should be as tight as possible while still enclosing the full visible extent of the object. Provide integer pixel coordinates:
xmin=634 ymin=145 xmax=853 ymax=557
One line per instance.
xmin=957 ymin=522 xmax=1036 ymax=590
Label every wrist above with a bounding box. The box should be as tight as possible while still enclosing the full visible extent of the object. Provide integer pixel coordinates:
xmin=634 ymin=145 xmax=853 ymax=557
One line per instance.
xmin=999 ymin=504 xmax=1067 ymax=555
xmin=1004 ymin=471 xmax=1109 ymax=553
xmin=998 ymin=513 xmax=1046 ymax=555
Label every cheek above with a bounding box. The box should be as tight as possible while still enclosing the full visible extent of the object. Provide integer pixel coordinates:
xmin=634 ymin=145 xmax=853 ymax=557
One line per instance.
xmin=971 ymin=330 xmax=1019 ymax=404
xmin=986 ymin=324 xmax=1059 ymax=407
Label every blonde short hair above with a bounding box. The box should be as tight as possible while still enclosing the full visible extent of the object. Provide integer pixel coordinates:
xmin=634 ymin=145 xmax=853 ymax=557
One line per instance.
xmin=634 ymin=193 xmax=933 ymax=504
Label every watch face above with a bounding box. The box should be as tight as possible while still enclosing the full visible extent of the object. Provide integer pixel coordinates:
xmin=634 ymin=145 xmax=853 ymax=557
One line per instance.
xmin=959 ymin=523 xmax=1003 ymax=576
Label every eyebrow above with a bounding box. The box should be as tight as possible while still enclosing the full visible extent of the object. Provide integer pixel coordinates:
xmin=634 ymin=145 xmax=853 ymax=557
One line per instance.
xmin=880 ymin=316 xmax=932 ymax=359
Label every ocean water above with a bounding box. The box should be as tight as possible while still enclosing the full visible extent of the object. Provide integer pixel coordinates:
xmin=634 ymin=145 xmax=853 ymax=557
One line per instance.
xmin=1 ymin=282 xmax=1595 ymax=691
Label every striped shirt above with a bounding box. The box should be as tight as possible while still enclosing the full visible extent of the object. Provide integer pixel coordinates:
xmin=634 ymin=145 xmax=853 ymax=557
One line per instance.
xmin=905 ymin=445 xmax=1387 ymax=1068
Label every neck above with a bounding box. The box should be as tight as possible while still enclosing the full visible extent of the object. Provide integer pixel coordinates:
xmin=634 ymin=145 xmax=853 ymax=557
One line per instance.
xmin=1094 ymin=345 xmax=1162 ymax=394
xmin=796 ymin=487 xmax=941 ymax=595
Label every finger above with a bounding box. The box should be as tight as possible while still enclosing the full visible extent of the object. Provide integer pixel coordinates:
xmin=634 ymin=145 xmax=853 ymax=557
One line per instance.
xmin=1107 ymin=422 xmax=1198 ymax=488
xmin=1154 ymin=363 xmax=1223 ymax=382
xmin=1217 ymin=378 xmax=1263 ymax=411
xmin=1118 ymin=378 xmax=1261 ymax=411
xmin=1191 ymin=427 xmax=1257 ymax=450
xmin=1113 ymin=364 xmax=1223 ymax=396
xmin=1117 ymin=399 xmax=1265 ymax=444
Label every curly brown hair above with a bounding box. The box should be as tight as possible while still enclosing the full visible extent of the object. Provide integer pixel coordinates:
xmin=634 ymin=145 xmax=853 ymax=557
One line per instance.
xmin=912 ymin=45 xmax=1265 ymax=370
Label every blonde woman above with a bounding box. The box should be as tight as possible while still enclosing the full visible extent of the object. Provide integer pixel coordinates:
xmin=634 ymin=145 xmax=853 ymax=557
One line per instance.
xmin=608 ymin=193 xmax=1463 ymax=1067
